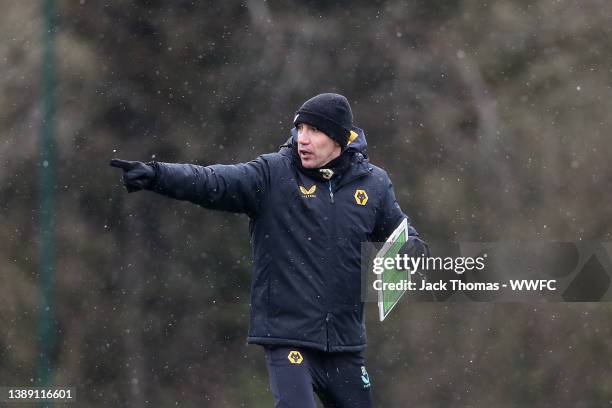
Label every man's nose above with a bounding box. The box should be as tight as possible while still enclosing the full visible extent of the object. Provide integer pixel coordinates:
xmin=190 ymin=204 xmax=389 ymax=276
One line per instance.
xmin=298 ymin=132 xmax=311 ymax=144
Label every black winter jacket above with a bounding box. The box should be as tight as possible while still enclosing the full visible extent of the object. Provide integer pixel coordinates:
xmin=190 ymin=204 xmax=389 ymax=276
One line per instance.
xmin=149 ymin=127 xmax=418 ymax=352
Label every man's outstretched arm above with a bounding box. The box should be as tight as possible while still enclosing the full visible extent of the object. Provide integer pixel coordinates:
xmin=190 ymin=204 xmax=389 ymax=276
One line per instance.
xmin=110 ymin=157 xmax=269 ymax=217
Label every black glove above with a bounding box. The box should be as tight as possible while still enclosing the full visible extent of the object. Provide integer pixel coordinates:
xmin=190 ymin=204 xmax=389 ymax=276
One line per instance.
xmin=110 ymin=159 xmax=156 ymax=193
xmin=401 ymin=236 xmax=430 ymax=258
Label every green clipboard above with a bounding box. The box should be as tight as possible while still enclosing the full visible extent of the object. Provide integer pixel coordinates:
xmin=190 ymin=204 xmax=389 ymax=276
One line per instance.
xmin=376 ymin=218 xmax=410 ymax=321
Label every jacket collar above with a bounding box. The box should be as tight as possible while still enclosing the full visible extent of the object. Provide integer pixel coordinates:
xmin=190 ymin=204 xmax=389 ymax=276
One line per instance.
xmin=279 ymin=126 xmax=371 ymax=184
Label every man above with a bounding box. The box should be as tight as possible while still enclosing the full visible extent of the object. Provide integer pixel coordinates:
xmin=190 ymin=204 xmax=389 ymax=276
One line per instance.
xmin=110 ymin=93 xmax=426 ymax=407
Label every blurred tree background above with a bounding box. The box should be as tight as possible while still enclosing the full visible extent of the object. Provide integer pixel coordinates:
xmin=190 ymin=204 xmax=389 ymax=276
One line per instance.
xmin=1 ymin=0 xmax=612 ymax=406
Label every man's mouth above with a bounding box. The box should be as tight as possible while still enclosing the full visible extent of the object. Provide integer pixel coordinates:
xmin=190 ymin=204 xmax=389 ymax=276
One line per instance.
xmin=299 ymin=150 xmax=312 ymax=158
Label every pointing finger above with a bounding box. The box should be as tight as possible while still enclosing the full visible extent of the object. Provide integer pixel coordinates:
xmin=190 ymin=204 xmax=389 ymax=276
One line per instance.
xmin=109 ymin=159 xmax=136 ymax=170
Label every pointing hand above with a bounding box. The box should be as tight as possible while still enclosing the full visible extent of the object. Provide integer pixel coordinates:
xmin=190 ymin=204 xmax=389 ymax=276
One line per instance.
xmin=110 ymin=159 xmax=156 ymax=193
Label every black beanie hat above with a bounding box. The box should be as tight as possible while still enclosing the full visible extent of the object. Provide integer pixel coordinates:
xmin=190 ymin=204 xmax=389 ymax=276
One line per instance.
xmin=293 ymin=93 xmax=353 ymax=148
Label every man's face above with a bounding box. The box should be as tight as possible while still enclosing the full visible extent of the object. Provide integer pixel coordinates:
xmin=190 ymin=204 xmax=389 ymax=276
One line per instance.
xmin=297 ymin=123 xmax=341 ymax=169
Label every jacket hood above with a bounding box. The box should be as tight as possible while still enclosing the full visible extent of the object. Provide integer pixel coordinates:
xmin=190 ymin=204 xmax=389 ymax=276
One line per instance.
xmin=281 ymin=126 xmax=369 ymax=156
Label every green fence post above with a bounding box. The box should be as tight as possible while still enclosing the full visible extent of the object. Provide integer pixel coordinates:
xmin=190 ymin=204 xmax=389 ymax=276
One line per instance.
xmin=37 ymin=0 xmax=57 ymax=397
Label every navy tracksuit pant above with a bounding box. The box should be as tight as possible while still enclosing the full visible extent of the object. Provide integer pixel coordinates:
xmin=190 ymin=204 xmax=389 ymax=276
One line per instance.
xmin=264 ymin=346 xmax=373 ymax=408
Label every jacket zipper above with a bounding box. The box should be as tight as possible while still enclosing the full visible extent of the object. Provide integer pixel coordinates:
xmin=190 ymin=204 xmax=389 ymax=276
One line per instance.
xmin=326 ymin=179 xmax=334 ymax=350
xmin=323 ymin=164 xmax=369 ymax=350
xmin=325 ymin=312 xmax=331 ymax=351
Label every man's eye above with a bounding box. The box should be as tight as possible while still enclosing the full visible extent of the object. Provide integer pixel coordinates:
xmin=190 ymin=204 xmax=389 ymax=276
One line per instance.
xmin=312 ymin=126 xmax=319 ymax=132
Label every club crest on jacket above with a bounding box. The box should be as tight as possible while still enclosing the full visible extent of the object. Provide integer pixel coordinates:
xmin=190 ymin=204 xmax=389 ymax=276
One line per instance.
xmin=354 ymin=189 xmax=368 ymax=205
